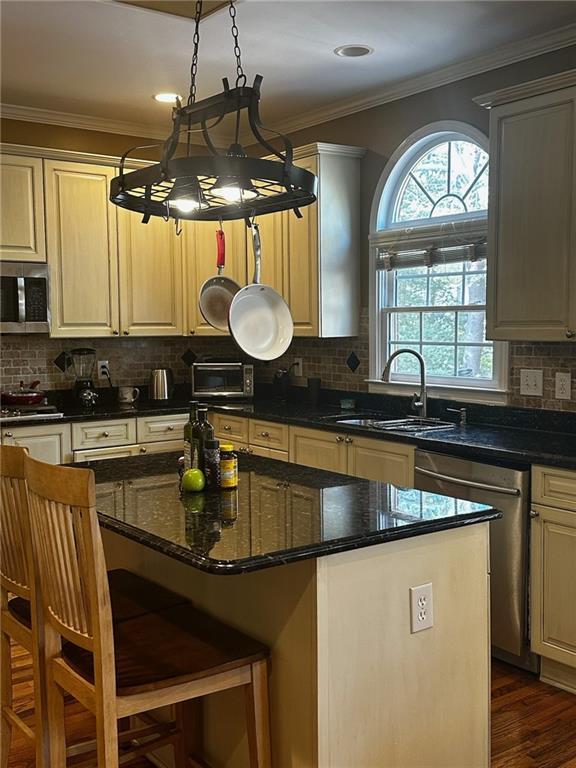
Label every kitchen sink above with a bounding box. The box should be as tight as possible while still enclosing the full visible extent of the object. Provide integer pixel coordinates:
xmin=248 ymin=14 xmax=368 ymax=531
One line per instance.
xmin=318 ymin=412 xmax=385 ymax=422
xmin=335 ymin=417 xmax=455 ymax=433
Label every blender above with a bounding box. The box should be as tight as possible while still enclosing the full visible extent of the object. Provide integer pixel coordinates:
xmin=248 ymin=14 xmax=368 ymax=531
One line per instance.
xmin=69 ymin=348 xmax=98 ymax=405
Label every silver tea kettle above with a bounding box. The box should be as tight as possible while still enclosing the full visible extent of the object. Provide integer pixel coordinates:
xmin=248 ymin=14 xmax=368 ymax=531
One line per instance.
xmin=149 ymin=368 xmax=174 ymax=400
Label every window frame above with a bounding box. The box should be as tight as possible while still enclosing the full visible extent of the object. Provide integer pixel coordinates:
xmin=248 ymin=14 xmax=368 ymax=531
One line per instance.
xmin=368 ymin=121 xmax=508 ymax=404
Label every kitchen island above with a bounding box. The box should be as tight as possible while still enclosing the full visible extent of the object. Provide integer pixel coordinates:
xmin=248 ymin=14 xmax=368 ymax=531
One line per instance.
xmin=86 ymin=451 xmax=500 ymax=768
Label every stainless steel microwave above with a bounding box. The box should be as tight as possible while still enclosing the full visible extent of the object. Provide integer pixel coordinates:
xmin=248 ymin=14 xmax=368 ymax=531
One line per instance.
xmin=192 ymin=362 xmax=254 ymax=399
xmin=0 ymin=262 xmax=50 ymax=334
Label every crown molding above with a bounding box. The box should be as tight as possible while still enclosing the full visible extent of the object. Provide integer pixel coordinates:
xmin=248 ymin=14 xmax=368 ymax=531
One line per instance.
xmin=0 ymin=142 xmax=152 ymax=168
xmin=293 ymin=142 xmax=366 ymax=160
xmin=0 ymin=103 xmax=168 ymax=140
xmin=474 ymin=68 xmax=576 ymax=108
xmin=2 ymin=23 xmax=574 ymax=143
xmin=260 ymin=23 xmax=576 ymax=138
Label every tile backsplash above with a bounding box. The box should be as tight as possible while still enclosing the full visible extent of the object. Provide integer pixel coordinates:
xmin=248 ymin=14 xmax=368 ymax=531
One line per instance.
xmin=1 ymin=309 xmax=576 ymax=412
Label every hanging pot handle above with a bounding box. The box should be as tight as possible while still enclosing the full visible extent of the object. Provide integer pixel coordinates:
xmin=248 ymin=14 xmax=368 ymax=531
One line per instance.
xmin=216 ymin=227 xmax=226 ymax=275
xmin=251 ymin=221 xmax=261 ymax=285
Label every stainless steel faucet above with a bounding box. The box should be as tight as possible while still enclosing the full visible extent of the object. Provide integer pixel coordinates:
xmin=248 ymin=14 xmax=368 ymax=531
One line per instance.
xmin=381 ymin=349 xmax=427 ymax=418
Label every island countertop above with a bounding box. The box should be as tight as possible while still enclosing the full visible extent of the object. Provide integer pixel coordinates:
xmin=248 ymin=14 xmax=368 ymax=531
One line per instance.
xmin=82 ymin=451 xmax=501 ymax=574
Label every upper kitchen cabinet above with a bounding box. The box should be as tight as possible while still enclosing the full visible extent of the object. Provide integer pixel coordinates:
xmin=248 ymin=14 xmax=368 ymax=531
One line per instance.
xmin=44 ymin=160 xmax=120 ymax=337
xmin=285 ymin=144 xmax=364 ymax=337
xmin=0 ymin=154 xmax=46 ymax=262
xmin=117 ymin=210 xmax=184 ymax=336
xmin=478 ymin=71 xmax=576 ymax=342
xmin=183 ymin=219 xmax=247 ymax=336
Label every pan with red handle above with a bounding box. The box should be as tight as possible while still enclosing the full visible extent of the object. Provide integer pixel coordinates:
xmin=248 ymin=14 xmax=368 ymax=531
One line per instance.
xmin=198 ymin=227 xmax=241 ymax=332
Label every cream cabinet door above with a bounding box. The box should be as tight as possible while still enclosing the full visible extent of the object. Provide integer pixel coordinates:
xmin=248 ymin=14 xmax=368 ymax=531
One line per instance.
xmin=45 ymin=161 xmax=120 ymax=337
xmin=118 ymin=211 xmax=183 ymax=336
xmin=285 ymin=155 xmax=319 ymax=336
xmin=1 ymin=423 xmax=72 ymax=464
xmin=184 ymin=219 xmax=247 ymax=336
xmin=0 ymin=155 xmax=46 ymax=262
xmin=531 ymin=503 xmax=576 ymax=668
xmin=289 ymin=426 xmax=347 ymax=474
xmin=346 ymin=435 xmax=415 ymax=486
xmin=487 ymin=87 xmax=576 ymax=341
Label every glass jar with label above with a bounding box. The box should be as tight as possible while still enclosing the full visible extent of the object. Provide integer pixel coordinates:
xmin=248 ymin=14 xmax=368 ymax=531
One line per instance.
xmin=220 ymin=443 xmax=238 ymax=489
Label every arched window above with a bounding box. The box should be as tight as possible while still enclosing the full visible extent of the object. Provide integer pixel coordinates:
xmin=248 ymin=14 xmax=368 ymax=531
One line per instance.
xmin=369 ymin=123 xmax=507 ymax=399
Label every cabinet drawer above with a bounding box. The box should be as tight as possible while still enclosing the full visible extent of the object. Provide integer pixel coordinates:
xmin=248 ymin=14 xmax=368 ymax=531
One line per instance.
xmin=249 ymin=419 xmax=289 ymax=451
xmin=250 ymin=444 xmax=289 ymax=461
xmin=211 ymin=412 xmax=249 ymax=444
xmin=137 ymin=414 xmax=188 ymax=444
xmin=73 ymin=445 xmax=141 ymax=463
xmin=72 ymin=419 xmax=136 ymax=450
xmin=533 ymin=466 xmax=576 ymax=512
xmin=138 ymin=440 xmax=184 ymax=456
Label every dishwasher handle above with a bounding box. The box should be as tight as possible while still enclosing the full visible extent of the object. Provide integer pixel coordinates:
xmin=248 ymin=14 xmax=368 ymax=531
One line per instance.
xmin=415 ymin=466 xmax=521 ymax=497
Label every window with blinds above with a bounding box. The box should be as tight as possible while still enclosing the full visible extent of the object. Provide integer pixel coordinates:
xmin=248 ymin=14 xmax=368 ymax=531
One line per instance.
xmin=370 ymin=126 xmax=506 ymax=392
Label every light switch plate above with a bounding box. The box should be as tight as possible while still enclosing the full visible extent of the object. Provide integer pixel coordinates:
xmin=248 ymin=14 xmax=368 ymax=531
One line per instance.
xmin=555 ymin=372 xmax=571 ymax=400
xmin=520 ymin=369 xmax=543 ymax=397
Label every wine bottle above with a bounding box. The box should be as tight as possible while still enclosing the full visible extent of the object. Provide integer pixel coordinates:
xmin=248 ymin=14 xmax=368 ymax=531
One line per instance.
xmin=183 ymin=400 xmax=199 ymax=470
xmin=192 ymin=407 xmax=214 ymax=472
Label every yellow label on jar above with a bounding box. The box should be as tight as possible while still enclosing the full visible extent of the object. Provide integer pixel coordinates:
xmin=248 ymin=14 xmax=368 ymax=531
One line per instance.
xmin=220 ymin=457 xmax=238 ymax=488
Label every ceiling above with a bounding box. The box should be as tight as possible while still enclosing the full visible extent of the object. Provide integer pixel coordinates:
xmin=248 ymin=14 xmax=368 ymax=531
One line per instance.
xmin=1 ymin=0 xmax=575 ymax=141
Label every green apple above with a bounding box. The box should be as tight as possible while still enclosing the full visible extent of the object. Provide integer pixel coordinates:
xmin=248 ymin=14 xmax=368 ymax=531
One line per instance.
xmin=181 ymin=468 xmax=206 ymax=493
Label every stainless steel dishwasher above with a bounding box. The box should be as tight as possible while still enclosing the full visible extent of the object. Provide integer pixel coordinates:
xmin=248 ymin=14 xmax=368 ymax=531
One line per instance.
xmin=414 ymin=450 xmax=536 ymax=671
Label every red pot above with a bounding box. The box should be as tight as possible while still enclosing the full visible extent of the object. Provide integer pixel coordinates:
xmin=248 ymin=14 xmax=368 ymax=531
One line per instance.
xmin=1 ymin=380 xmax=45 ymax=406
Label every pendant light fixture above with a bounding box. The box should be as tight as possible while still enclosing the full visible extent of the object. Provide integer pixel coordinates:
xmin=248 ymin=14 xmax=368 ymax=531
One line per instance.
xmin=110 ymin=0 xmax=317 ymax=226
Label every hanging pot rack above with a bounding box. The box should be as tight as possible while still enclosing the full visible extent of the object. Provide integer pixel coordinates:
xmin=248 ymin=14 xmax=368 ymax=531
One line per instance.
xmin=109 ymin=1 xmax=317 ymax=225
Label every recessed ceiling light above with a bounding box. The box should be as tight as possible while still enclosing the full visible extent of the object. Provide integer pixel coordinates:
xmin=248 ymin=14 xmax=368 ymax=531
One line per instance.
xmin=153 ymin=93 xmax=182 ymax=104
xmin=334 ymin=45 xmax=374 ymax=58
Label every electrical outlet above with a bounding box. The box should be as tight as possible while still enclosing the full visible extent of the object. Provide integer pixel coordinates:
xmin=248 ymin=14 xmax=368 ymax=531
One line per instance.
xmin=410 ymin=583 xmax=434 ymax=633
xmin=520 ymin=369 xmax=543 ymax=397
xmin=98 ymin=360 xmax=109 ymax=380
xmin=293 ymin=358 xmax=303 ymax=378
xmin=555 ymin=372 xmax=571 ymax=400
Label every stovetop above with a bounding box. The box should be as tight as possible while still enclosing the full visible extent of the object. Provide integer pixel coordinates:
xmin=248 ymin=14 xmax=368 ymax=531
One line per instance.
xmin=0 ymin=404 xmax=64 ymax=424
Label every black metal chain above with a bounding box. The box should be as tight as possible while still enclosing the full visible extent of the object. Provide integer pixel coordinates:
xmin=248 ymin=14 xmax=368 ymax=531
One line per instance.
xmin=229 ymin=0 xmax=246 ymax=88
xmin=188 ymin=0 xmax=203 ymax=105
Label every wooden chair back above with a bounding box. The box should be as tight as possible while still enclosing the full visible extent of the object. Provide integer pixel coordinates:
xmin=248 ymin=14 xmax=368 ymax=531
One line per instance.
xmin=24 ymin=455 xmax=113 ymax=657
xmin=0 ymin=444 xmax=31 ymax=600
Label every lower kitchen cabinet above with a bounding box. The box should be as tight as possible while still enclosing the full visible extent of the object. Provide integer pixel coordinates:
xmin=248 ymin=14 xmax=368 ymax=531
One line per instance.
xmin=137 ymin=413 xmax=188 ymax=444
xmin=72 ymin=418 xmax=136 ymax=451
xmin=73 ymin=445 xmax=142 ymax=463
xmin=211 ymin=411 xmax=250 ymax=446
xmin=289 ymin=426 xmax=348 ymax=474
xmin=531 ymin=465 xmax=576 ymax=673
xmin=289 ymin=425 xmax=415 ymax=485
xmin=1 ymin=423 xmax=72 ymax=464
xmin=347 ymin=434 xmax=414 ymax=487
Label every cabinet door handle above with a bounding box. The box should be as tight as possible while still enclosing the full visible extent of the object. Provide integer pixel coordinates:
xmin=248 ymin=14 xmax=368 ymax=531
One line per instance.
xmin=139 ymin=447 xmax=147 ymax=454
xmin=112 ymin=329 xmax=119 ymax=336
xmin=345 ymin=437 xmax=353 ymax=444
xmin=336 ymin=436 xmax=344 ymax=443
xmin=4 ymin=432 xmax=13 ymax=438
xmin=123 ymin=330 xmax=130 ymax=335
xmin=224 ymin=424 xmax=232 ymax=431
xmin=189 ymin=330 xmax=195 ymax=335
xmin=529 ymin=509 xmax=539 ymax=518
xmin=102 ymin=431 xmax=110 ymax=438
xmin=566 ymin=329 xmax=576 ymax=339
xmin=167 ymin=425 xmax=174 ymax=431
xmin=261 ymin=431 xmax=270 ymax=438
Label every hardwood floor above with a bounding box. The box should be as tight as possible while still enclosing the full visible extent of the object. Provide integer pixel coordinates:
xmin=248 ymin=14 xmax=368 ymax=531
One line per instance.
xmin=5 ymin=645 xmax=576 ymax=767
xmin=492 ymin=660 xmax=576 ymax=768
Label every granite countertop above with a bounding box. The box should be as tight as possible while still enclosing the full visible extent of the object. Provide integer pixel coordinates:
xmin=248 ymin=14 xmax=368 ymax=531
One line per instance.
xmin=83 ymin=451 xmax=500 ymax=575
xmin=6 ymin=392 xmax=575 ymax=469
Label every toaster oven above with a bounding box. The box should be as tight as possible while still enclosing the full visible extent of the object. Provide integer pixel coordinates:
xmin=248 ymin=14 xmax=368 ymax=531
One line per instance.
xmin=192 ymin=362 xmax=254 ymax=399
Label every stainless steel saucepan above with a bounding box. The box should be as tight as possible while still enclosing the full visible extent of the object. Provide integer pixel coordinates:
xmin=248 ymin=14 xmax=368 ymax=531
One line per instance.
xmin=198 ymin=227 xmax=241 ymax=332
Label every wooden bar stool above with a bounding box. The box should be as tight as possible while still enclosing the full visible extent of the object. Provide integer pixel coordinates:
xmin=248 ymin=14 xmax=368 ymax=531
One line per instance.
xmin=25 ymin=453 xmax=272 ymax=768
xmin=0 ymin=444 xmax=49 ymax=768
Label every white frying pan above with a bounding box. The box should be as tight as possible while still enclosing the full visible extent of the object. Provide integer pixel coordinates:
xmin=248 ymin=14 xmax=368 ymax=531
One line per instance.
xmin=198 ymin=227 xmax=241 ymax=332
xmin=228 ymin=222 xmax=294 ymax=361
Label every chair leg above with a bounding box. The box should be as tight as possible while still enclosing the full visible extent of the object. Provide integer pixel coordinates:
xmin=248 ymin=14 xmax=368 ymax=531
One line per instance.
xmin=46 ymin=675 xmax=67 ymax=768
xmin=175 ymin=699 xmax=203 ymax=768
xmin=0 ymin=629 xmax=12 ymax=768
xmin=245 ymin=660 xmax=272 ymax=768
xmin=95 ymin=704 xmax=119 ymax=768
